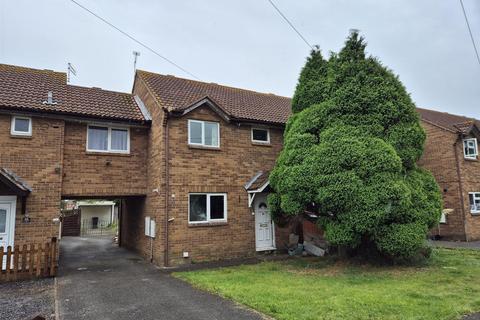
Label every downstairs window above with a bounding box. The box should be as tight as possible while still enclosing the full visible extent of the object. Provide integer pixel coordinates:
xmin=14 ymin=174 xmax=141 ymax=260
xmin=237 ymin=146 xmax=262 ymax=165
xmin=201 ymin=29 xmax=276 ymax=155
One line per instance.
xmin=469 ymin=193 xmax=480 ymax=214
xmin=189 ymin=193 xmax=227 ymax=223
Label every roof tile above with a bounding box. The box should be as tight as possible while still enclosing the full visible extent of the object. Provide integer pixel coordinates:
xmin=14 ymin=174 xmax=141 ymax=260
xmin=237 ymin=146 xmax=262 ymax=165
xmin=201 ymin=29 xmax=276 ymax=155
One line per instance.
xmin=0 ymin=64 xmax=145 ymax=122
xmin=137 ymin=70 xmax=291 ymax=124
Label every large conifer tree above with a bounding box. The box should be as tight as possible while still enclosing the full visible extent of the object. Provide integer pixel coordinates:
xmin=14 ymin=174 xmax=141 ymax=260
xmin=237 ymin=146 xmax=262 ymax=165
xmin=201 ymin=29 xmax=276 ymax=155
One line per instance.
xmin=269 ymin=32 xmax=442 ymax=259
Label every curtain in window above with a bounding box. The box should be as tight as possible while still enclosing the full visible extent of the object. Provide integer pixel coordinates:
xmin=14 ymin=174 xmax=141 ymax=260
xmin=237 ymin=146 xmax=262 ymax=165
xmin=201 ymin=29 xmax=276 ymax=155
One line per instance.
xmin=111 ymin=129 xmax=128 ymax=150
xmin=88 ymin=126 xmax=108 ymax=150
xmin=204 ymin=122 xmax=218 ymax=146
xmin=189 ymin=121 xmax=203 ymax=144
xmin=189 ymin=195 xmax=207 ymax=222
xmin=14 ymin=118 xmax=30 ymax=132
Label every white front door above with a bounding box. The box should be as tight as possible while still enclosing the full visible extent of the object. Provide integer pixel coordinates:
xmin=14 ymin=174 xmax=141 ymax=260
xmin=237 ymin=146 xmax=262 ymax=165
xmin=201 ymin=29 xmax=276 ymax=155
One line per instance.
xmin=254 ymin=194 xmax=275 ymax=251
xmin=0 ymin=196 xmax=16 ymax=269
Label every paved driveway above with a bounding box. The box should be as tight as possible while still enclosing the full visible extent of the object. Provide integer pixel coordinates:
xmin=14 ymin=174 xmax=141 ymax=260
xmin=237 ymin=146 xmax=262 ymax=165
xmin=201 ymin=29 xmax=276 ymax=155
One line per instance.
xmin=57 ymin=237 xmax=264 ymax=320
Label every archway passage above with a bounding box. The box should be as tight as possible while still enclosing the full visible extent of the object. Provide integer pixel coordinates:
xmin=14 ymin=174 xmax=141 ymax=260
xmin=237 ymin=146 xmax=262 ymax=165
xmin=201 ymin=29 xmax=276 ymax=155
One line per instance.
xmin=59 ymin=196 xmax=145 ymax=249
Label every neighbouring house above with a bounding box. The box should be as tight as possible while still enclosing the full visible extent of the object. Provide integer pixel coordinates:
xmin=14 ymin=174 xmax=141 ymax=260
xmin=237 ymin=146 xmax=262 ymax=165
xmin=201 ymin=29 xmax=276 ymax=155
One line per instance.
xmin=417 ymin=108 xmax=480 ymax=241
xmin=1 ymin=63 xmax=478 ymax=271
xmin=0 ymin=64 xmax=149 ymax=257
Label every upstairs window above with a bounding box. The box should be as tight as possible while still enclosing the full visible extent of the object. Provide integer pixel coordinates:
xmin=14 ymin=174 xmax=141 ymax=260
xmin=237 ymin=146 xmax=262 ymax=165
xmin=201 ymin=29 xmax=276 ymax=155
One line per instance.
xmin=464 ymin=138 xmax=478 ymax=159
xmin=87 ymin=125 xmax=129 ymax=153
xmin=188 ymin=120 xmax=219 ymax=147
xmin=189 ymin=193 xmax=227 ymax=223
xmin=251 ymin=128 xmax=270 ymax=143
xmin=469 ymin=193 xmax=480 ymax=214
xmin=11 ymin=116 xmax=32 ymax=136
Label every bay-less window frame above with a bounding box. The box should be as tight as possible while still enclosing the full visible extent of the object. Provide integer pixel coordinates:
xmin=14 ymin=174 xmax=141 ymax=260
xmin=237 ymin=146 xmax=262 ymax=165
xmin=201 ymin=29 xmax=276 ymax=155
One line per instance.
xmin=188 ymin=193 xmax=227 ymax=224
xmin=251 ymin=127 xmax=270 ymax=144
xmin=469 ymin=192 xmax=480 ymax=214
xmin=187 ymin=119 xmax=220 ymax=148
xmin=11 ymin=116 xmax=32 ymax=136
xmin=463 ymin=138 xmax=478 ymax=159
xmin=86 ymin=125 xmax=130 ymax=154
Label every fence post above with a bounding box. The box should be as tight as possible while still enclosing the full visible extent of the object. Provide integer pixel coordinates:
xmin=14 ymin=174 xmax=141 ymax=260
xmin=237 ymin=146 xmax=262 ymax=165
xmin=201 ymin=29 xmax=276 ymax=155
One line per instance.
xmin=44 ymin=242 xmax=50 ymax=277
xmin=6 ymin=246 xmax=12 ymax=281
xmin=21 ymin=244 xmax=27 ymax=273
xmin=13 ymin=245 xmax=19 ymax=281
xmin=29 ymin=244 xmax=35 ymax=276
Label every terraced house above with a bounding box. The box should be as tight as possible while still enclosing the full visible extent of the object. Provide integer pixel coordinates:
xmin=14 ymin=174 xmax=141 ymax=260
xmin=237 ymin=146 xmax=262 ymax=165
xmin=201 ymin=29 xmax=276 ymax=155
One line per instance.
xmin=0 ymin=63 xmax=479 ymax=271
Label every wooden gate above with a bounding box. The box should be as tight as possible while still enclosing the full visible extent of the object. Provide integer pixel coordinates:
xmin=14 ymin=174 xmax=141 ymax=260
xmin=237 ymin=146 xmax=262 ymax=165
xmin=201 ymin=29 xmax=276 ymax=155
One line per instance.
xmin=62 ymin=210 xmax=81 ymax=236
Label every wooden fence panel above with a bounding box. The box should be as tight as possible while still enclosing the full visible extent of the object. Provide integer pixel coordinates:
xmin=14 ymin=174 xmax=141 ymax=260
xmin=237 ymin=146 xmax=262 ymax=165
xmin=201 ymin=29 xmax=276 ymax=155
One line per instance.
xmin=0 ymin=238 xmax=59 ymax=282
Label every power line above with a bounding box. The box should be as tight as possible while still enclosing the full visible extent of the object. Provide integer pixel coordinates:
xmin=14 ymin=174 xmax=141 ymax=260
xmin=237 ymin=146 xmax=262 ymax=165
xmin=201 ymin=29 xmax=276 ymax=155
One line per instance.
xmin=459 ymin=0 xmax=480 ymax=67
xmin=266 ymin=0 xmax=314 ymax=50
xmin=68 ymin=0 xmax=201 ymax=80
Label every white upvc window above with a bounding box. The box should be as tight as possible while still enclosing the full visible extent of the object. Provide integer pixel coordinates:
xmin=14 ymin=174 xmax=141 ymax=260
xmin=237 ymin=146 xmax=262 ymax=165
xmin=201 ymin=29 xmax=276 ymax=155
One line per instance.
xmin=188 ymin=193 xmax=227 ymax=223
xmin=469 ymin=193 xmax=480 ymax=214
xmin=86 ymin=125 xmax=130 ymax=153
xmin=464 ymin=138 xmax=478 ymax=159
xmin=188 ymin=120 xmax=220 ymax=147
xmin=251 ymin=127 xmax=270 ymax=144
xmin=11 ymin=116 xmax=32 ymax=136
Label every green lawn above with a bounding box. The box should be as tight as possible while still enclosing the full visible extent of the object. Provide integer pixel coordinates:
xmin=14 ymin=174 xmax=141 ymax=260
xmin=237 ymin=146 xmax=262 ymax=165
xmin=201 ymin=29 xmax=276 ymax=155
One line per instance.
xmin=174 ymin=248 xmax=480 ymax=320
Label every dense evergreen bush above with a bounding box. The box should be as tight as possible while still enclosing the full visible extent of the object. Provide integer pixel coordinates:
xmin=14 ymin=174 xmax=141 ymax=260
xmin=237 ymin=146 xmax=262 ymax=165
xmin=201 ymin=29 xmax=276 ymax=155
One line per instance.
xmin=269 ymin=31 xmax=442 ymax=259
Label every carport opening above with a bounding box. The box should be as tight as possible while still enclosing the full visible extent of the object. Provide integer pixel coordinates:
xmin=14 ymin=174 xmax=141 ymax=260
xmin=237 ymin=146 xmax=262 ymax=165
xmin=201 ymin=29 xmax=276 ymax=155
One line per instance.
xmin=60 ymin=199 xmax=120 ymax=243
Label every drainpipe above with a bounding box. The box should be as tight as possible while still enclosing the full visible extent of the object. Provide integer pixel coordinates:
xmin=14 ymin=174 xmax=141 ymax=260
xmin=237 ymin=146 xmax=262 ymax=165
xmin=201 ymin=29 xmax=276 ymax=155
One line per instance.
xmin=453 ymin=138 xmax=469 ymax=241
xmin=164 ymin=111 xmax=170 ymax=267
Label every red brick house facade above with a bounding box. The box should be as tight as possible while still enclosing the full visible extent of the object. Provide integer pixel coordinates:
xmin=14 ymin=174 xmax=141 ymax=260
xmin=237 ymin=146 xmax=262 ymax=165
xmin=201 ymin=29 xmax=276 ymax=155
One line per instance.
xmin=417 ymin=108 xmax=480 ymax=241
xmin=1 ymin=63 xmax=479 ymax=270
xmin=0 ymin=64 xmax=149 ymax=253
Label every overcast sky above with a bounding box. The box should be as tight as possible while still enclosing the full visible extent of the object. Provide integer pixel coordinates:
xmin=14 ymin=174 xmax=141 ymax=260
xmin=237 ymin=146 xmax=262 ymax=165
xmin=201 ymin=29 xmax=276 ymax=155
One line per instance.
xmin=1 ymin=0 xmax=479 ymax=118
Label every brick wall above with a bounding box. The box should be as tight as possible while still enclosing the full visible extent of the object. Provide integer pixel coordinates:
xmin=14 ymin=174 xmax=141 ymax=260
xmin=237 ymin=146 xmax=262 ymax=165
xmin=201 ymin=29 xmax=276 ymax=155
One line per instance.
xmin=0 ymin=114 xmax=64 ymax=246
xmin=165 ymin=106 xmax=284 ymax=265
xmin=127 ymin=76 xmax=167 ymax=265
xmin=61 ymin=121 xmax=148 ymax=197
xmin=131 ymin=76 xmax=287 ymax=266
xmin=458 ymin=134 xmax=480 ymax=240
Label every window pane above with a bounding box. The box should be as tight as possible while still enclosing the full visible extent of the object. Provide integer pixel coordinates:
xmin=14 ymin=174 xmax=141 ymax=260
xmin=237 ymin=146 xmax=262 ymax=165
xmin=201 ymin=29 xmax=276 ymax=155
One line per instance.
xmin=14 ymin=118 xmax=30 ymax=132
xmin=252 ymin=129 xmax=268 ymax=142
xmin=189 ymin=121 xmax=203 ymax=144
xmin=464 ymin=140 xmax=477 ymax=156
xmin=111 ymin=129 xmax=128 ymax=151
xmin=210 ymin=195 xmax=225 ymax=220
xmin=189 ymin=195 xmax=207 ymax=222
xmin=88 ymin=126 xmax=108 ymax=151
xmin=204 ymin=122 xmax=219 ymax=146
xmin=0 ymin=209 xmax=6 ymax=233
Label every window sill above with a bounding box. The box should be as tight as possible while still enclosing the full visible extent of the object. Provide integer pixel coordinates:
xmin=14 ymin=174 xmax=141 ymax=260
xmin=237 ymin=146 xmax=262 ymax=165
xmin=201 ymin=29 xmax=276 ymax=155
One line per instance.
xmin=10 ymin=134 xmax=32 ymax=139
xmin=251 ymin=141 xmax=271 ymax=147
xmin=188 ymin=221 xmax=228 ymax=228
xmin=85 ymin=151 xmax=131 ymax=157
xmin=471 ymin=212 xmax=480 ymax=216
xmin=464 ymin=157 xmax=478 ymax=161
xmin=188 ymin=144 xmax=221 ymax=151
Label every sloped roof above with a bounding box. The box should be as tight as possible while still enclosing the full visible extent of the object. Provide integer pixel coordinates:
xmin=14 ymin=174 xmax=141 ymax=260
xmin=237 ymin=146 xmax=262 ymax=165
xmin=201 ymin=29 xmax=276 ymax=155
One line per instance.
xmin=0 ymin=168 xmax=32 ymax=195
xmin=417 ymin=107 xmax=479 ymax=134
xmin=0 ymin=64 xmax=146 ymax=122
xmin=136 ymin=70 xmax=292 ymax=125
xmin=245 ymin=171 xmax=270 ymax=191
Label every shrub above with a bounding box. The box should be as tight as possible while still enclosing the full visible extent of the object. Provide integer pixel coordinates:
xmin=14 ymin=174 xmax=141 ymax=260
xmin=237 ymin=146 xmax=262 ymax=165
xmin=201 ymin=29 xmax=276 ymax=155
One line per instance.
xmin=269 ymin=31 xmax=442 ymax=260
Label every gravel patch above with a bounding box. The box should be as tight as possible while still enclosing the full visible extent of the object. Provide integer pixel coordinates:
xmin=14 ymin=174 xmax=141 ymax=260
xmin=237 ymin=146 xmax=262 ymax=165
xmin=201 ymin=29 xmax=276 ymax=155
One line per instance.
xmin=0 ymin=278 xmax=55 ymax=320
xmin=464 ymin=313 xmax=480 ymax=320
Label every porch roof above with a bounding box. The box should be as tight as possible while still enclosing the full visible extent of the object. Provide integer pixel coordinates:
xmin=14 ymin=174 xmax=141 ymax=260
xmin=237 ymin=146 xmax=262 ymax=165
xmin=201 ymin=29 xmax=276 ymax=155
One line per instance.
xmin=0 ymin=168 xmax=32 ymax=196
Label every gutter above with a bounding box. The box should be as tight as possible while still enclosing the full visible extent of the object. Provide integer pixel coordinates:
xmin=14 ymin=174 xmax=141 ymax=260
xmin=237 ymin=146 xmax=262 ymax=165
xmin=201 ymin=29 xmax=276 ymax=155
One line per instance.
xmin=453 ymin=137 xmax=469 ymax=241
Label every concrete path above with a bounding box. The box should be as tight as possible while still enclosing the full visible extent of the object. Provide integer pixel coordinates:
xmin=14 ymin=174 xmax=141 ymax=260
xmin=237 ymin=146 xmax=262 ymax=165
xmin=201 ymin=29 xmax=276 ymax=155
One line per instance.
xmin=430 ymin=240 xmax=480 ymax=250
xmin=56 ymin=237 xmax=264 ymax=320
